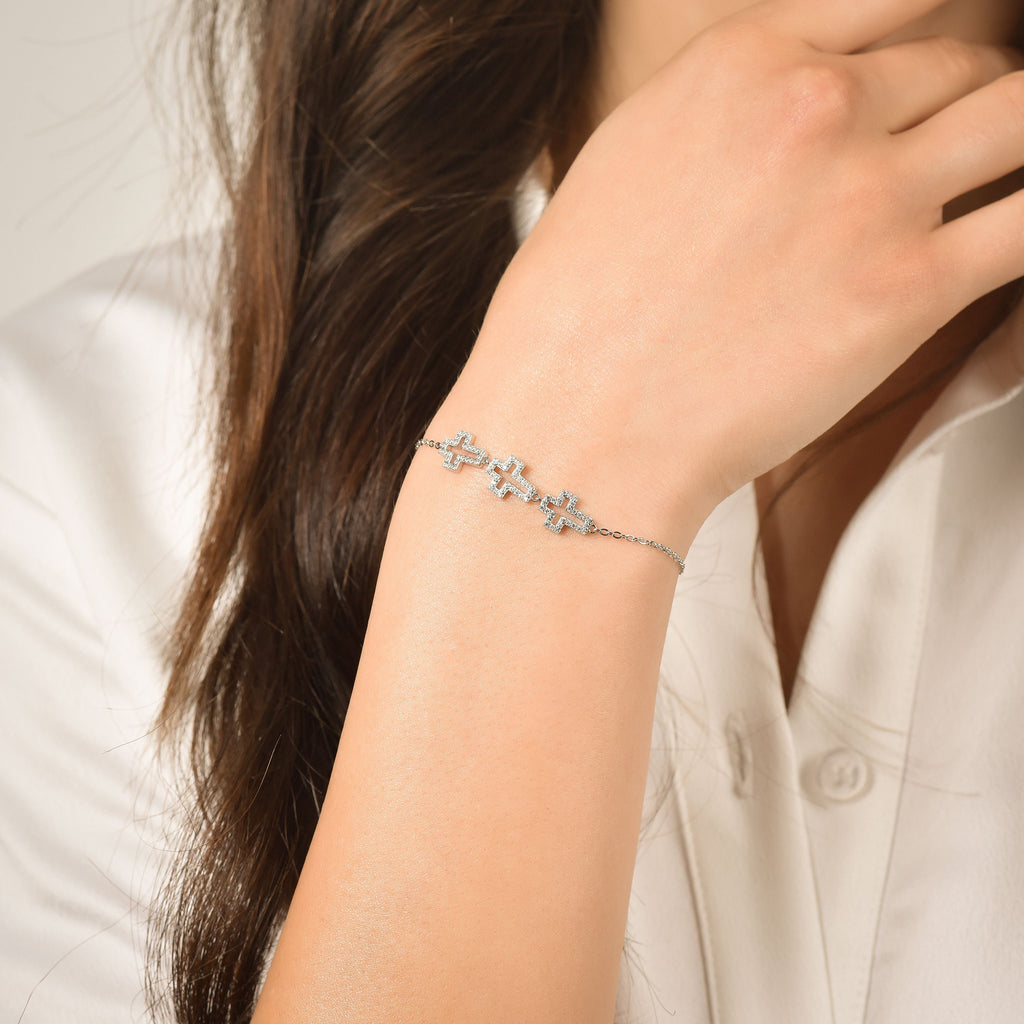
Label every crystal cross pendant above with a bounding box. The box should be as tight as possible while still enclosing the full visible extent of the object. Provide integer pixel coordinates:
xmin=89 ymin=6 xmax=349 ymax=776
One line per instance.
xmin=485 ymin=454 xmax=537 ymax=502
xmin=539 ymin=489 xmax=594 ymax=534
xmin=440 ymin=429 xmax=488 ymax=471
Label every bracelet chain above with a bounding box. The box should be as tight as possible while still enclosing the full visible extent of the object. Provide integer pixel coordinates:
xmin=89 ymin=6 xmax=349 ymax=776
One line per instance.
xmin=414 ymin=432 xmax=686 ymax=575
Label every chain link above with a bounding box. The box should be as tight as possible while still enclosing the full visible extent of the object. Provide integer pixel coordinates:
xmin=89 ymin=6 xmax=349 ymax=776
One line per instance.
xmin=415 ymin=434 xmax=685 ymax=575
xmin=592 ymin=525 xmax=686 ymax=573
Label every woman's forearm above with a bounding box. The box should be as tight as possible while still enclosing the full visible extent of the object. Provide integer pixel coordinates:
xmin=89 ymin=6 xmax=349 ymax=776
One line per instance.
xmin=253 ymin=384 xmax=697 ymax=1023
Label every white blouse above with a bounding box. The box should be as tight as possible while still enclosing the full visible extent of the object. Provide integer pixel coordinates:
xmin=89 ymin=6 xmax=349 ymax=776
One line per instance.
xmin=2 ymin=216 xmax=1024 ymax=1023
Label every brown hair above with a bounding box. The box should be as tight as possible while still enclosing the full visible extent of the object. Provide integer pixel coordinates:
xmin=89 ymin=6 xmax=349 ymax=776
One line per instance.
xmin=148 ymin=1 xmax=602 ymax=1021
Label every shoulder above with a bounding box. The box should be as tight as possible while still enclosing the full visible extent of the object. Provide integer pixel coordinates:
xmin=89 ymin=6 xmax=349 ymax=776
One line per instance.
xmin=0 ymin=235 xmax=218 ymax=1021
xmin=0 ymin=234 xmax=218 ymax=641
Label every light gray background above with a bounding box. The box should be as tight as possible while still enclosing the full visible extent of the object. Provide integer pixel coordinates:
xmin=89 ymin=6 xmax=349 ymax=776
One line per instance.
xmin=1 ymin=0 xmax=218 ymax=319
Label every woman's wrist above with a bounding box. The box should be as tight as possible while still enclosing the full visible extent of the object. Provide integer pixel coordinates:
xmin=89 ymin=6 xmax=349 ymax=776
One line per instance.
xmin=412 ymin=429 xmax=688 ymax=574
xmin=424 ymin=365 xmax=710 ymax=571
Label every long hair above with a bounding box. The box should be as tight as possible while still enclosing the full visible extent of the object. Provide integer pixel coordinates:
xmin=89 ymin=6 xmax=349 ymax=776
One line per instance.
xmin=148 ymin=1 xmax=602 ymax=1020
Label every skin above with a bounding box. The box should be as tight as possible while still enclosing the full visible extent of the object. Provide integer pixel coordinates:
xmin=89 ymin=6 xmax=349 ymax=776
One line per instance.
xmin=255 ymin=1 xmax=1024 ymax=1019
xmin=576 ymin=0 xmax=1024 ymax=702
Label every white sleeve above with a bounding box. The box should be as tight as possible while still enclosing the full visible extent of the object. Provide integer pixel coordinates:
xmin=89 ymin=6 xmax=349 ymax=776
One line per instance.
xmin=0 ymin=239 xmax=213 ymax=1022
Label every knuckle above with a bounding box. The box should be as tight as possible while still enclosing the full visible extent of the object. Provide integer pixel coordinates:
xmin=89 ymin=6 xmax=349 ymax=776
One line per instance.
xmin=776 ymin=63 xmax=861 ymax=140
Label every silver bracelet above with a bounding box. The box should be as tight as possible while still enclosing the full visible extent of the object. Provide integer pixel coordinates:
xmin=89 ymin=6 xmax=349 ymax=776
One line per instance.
xmin=414 ymin=429 xmax=686 ymax=575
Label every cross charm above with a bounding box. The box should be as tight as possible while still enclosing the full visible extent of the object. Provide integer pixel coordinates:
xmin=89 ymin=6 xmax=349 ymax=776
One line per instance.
xmin=440 ymin=429 xmax=488 ymax=472
xmin=485 ymin=454 xmax=537 ymax=502
xmin=539 ymin=490 xmax=594 ymax=534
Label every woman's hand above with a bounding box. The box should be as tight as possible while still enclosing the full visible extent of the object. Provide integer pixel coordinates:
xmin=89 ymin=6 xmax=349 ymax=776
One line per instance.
xmin=446 ymin=0 xmax=1024 ymax=544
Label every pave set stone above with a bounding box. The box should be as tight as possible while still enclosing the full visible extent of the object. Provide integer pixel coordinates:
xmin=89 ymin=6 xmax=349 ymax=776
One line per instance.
xmin=427 ymin=428 xmax=685 ymax=573
xmin=485 ymin=454 xmax=538 ymax=502
xmin=440 ymin=429 xmax=488 ymax=471
xmin=538 ymin=489 xmax=594 ymax=534
xmin=438 ymin=429 xmax=593 ymax=534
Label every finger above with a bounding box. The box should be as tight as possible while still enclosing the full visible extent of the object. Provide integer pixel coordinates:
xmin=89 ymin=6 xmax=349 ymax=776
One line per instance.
xmin=930 ymin=186 xmax=1024 ymax=310
xmin=854 ymin=37 xmax=1024 ymax=133
xmin=896 ymin=70 xmax=1024 ymax=208
xmin=758 ymin=0 xmax=949 ymax=55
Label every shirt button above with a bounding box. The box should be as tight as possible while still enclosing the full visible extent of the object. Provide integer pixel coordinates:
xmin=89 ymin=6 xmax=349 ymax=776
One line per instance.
xmin=814 ymin=748 xmax=872 ymax=803
xmin=725 ymin=713 xmax=753 ymax=798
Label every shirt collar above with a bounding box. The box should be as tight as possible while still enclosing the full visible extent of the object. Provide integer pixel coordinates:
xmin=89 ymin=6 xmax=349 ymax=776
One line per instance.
xmin=891 ymin=292 xmax=1024 ymax=469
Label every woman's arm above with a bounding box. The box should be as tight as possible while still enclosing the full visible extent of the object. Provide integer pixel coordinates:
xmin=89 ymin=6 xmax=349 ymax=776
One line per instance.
xmin=254 ymin=411 xmax=693 ymax=1022
xmin=254 ymin=0 xmax=1024 ymax=1017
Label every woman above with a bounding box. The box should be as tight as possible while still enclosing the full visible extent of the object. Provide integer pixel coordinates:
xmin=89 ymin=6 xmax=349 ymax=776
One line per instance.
xmin=3 ymin=0 xmax=1024 ymax=1020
